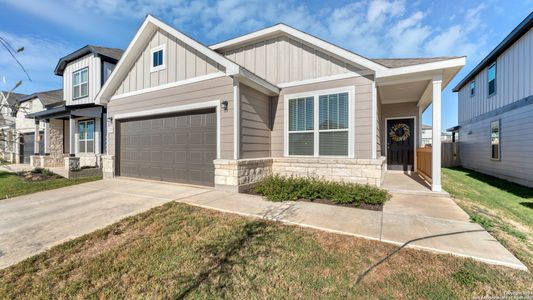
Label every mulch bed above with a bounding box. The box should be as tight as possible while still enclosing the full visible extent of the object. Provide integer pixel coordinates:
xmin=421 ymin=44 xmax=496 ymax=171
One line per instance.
xmin=243 ymin=188 xmax=383 ymax=211
xmin=16 ymin=171 xmax=59 ymax=182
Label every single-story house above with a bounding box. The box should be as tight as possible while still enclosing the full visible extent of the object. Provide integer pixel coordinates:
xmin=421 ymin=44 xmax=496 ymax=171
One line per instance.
xmin=91 ymin=15 xmax=465 ymax=192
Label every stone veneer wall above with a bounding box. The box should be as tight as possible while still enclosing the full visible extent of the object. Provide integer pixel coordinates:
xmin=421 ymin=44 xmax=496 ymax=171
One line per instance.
xmin=272 ymin=157 xmax=387 ymax=187
xmin=101 ymin=155 xmax=114 ymax=179
xmin=48 ymin=119 xmax=64 ymax=165
xmin=214 ymin=158 xmax=273 ymax=192
xmin=214 ymin=156 xmax=387 ymax=192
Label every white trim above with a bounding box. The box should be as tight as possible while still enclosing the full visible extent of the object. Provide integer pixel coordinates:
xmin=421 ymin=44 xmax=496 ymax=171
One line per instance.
xmin=210 ymin=24 xmax=386 ymax=71
xmin=283 ymin=86 xmax=355 ymax=158
xmin=233 ymin=78 xmax=240 ymax=160
xmin=150 ymin=44 xmax=166 ymax=73
xmin=114 ymin=100 xmax=222 ymax=159
xmin=277 ymin=72 xmax=369 ymax=88
xmin=110 ymin=72 xmax=225 ymax=101
xmin=371 ymin=82 xmax=377 ymax=159
xmin=375 ymin=57 xmax=466 ymax=78
xmin=383 ymin=116 xmax=417 ymax=172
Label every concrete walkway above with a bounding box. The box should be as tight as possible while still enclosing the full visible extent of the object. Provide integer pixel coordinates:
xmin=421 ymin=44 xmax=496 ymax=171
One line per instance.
xmin=0 ymin=178 xmax=208 ymax=269
xmin=178 ymin=190 xmax=528 ymax=271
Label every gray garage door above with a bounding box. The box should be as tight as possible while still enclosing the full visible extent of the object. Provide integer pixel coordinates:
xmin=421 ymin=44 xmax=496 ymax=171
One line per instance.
xmin=118 ymin=110 xmax=217 ymax=186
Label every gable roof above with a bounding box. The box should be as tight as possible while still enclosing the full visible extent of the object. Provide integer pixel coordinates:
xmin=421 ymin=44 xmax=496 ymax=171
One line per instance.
xmin=96 ymin=15 xmax=279 ymax=105
xmin=18 ymin=89 xmax=64 ymax=107
xmin=1 ymin=91 xmax=27 ymax=106
xmin=453 ymin=12 xmax=533 ymax=92
xmin=54 ymin=45 xmax=124 ymax=76
xmin=210 ymin=23 xmax=388 ymax=72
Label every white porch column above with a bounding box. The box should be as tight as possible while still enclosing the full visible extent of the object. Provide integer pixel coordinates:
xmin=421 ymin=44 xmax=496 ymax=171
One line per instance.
xmin=34 ymin=120 xmax=40 ymax=155
xmin=431 ymin=75 xmax=442 ymax=192
xmin=69 ymin=116 xmax=76 ymax=156
xmin=14 ymin=132 xmax=19 ymax=163
xmin=44 ymin=119 xmax=50 ymax=155
xmin=94 ymin=118 xmax=101 ymax=155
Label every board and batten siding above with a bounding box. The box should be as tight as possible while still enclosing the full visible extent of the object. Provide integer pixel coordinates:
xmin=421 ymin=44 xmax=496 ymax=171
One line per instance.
xmin=459 ymin=102 xmax=533 ymax=188
xmin=221 ymin=35 xmax=363 ymax=85
xmin=107 ymin=76 xmax=235 ymax=159
xmin=63 ymin=54 xmax=101 ymax=105
xmin=240 ymin=84 xmax=271 ymax=158
xmin=115 ymin=29 xmax=225 ymax=96
xmin=458 ymin=28 xmax=532 ymax=124
xmin=270 ymin=75 xmax=374 ymax=158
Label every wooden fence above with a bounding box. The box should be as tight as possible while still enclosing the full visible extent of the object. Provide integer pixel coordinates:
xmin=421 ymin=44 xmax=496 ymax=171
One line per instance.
xmin=442 ymin=142 xmax=460 ymax=167
xmin=416 ymin=147 xmax=432 ymax=182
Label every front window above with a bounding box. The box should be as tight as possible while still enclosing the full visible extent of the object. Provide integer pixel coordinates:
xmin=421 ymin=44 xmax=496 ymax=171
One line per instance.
xmin=491 ymin=120 xmax=500 ymax=160
xmin=470 ymin=80 xmax=475 ymax=97
xmin=79 ymin=120 xmax=95 ymax=153
xmin=73 ymin=68 xmax=89 ymax=99
xmin=287 ymin=91 xmax=351 ymax=157
xmin=488 ymin=63 xmax=496 ymax=96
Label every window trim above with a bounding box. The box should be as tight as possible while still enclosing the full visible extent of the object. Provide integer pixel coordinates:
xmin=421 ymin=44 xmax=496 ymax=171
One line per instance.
xmin=72 ymin=67 xmax=89 ymax=100
xmin=150 ymin=44 xmax=166 ymax=72
xmin=78 ymin=119 xmax=95 ymax=153
xmin=284 ymin=86 xmax=355 ymax=158
xmin=490 ymin=120 xmax=501 ymax=161
xmin=487 ymin=62 xmax=497 ymax=97
xmin=469 ymin=80 xmax=475 ymax=97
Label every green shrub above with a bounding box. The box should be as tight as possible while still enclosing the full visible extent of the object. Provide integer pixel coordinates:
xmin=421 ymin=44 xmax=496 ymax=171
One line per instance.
xmin=33 ymin=167 xmax=54 ymax=177
xmin=254 ymin=175 xmax=390 ymax=206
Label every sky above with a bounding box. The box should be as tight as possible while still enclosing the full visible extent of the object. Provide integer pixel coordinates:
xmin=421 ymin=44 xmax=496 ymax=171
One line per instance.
xmin=0 ymin=0 xmax=532 ymax=129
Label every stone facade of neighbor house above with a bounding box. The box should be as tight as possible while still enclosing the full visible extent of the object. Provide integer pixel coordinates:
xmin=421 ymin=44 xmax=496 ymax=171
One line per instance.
xmin=92 ymin=15 xmax=464 ymax=193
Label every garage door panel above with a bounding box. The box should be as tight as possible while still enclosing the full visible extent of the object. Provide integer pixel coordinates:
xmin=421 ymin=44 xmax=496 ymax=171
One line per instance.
xmin=119 ymin=110 xmax=216 ymax=186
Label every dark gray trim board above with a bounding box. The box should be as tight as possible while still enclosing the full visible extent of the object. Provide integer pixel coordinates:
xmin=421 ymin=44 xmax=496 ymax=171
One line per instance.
xmin=459 ymin=95 xmax=533 ymax=126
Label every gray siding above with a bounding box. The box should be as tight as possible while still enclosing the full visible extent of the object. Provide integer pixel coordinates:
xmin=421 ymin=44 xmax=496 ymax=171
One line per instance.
xmin=240 ymin=84 xmax=271 ymax=158
xmin=63 ymin=54 xmax=101 ymax=105
xmin=376 ymin=97 xmax=382 ymax=157
xmin=221 ymin=35 xmax=363 ymax=85
xmin=107 ymin=76 xmax=235 ymax=159
xmin=115 ymin=29 xmax=225 ymax=96
xmin=458 ymin=28 xmax=532 ymax=124
xmin=459 ymin=102 xmax=533 ymax=188
xmin=271 ymin=75 xmax=374 ymax=158
xmin=380 ymin=102 xmax=419 ymax=156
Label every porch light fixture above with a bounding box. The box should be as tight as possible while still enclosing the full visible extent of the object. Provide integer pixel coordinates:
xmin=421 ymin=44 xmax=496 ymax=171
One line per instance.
xmin=221 ymin=100 xmax=228 ymax=111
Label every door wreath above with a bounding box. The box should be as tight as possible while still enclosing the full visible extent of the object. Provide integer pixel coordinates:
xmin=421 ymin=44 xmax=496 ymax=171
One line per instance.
xmin=389 ymin=123 xmax=411 ymax=142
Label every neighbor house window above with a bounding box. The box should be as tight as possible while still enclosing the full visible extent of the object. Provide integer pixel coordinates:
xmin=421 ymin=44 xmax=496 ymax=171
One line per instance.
xmin=470 ymin=80 xmax=475 ymax=97
xmin=151 ymin=45 xmax=166 ymax=72
xmin=491 ymin=120 xmax=500 ymax=160
xmin=488 ymin=63 xmax=496 ymax=96
xmin=72 ymin=68 xmax=89 ymax=99
xmin=79 ymin=120 xmax=95 ymax=153
xmin=287 ymin=90 xmax=351 ymax=157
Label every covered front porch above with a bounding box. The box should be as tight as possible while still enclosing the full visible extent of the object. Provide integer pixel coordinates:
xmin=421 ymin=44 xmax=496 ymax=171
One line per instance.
xmin=375 ymin=58 xmax=465 ymax=192
xmin=27 ymin=105 xmax=105 ymax=170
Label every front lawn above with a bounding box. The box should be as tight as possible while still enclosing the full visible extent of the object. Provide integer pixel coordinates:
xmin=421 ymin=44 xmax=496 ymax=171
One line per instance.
xmin=443 ymin=167 xmax=533 ymax=269
xmin=0 ymin=170 xmax=101 ymax=199
xmin=1 ymin=202 xmax=531 ymax=298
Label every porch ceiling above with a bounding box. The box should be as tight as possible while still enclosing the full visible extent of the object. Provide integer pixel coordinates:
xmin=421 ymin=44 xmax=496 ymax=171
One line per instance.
xmin=378 ymin=80 xmax=429 ymax=105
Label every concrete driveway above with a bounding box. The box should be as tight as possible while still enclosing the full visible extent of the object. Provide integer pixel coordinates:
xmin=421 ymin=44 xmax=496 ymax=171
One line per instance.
xmin=0 ymin=178 xmax=209 ymax=269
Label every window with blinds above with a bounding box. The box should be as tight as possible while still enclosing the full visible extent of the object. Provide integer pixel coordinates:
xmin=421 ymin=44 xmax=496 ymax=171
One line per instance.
xmin=288 ymin=92 xmax=350 ymax=156
xmin=288 ymin=97 xmax=314 ymax=155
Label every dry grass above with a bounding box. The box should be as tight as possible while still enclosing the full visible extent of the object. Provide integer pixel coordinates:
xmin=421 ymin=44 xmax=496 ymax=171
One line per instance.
xmin=0 ymin=202 xmax=531 ymax=299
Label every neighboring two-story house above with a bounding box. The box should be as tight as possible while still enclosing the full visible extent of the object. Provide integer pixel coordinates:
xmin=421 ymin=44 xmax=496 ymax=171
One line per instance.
xmin=90 ymin=15 xmax=465 ymax=192
xmin=28 ymin=46 xmax=123 ymax=168
xmin=453 ymin=12 xmax=532 ymax=187
xmin=0 ymin=91 xmax=26 ymax=162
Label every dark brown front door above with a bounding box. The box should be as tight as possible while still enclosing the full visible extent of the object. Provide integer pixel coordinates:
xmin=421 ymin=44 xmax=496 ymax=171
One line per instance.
xmin=387 ymin=118 xmax=414 ymax=171
xmin=117 ymin=109 xmax=217 ymax=186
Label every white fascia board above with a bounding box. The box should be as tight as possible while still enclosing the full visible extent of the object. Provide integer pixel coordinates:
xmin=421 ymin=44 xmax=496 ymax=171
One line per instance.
xmin=375 ymin=57 xmax=466 ymax=79
xmin=236 ymin=67 xmax=280 ymax=96
xmin=210 ymin=24 xmax=387 ymax=72
xmin=95 ymin=15 xmax=241 ymax=105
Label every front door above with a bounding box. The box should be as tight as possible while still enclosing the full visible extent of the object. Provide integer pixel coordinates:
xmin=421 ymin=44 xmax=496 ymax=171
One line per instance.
xmin=386 ymin=118 xmax=414 ymax=171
